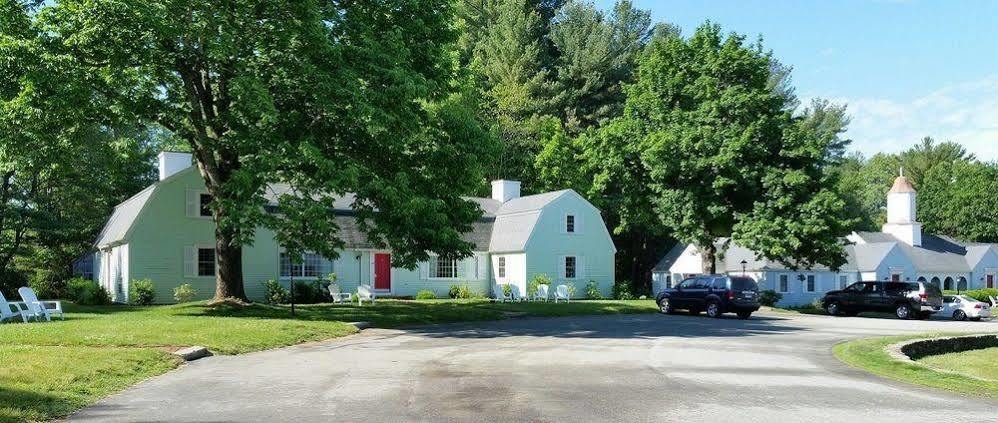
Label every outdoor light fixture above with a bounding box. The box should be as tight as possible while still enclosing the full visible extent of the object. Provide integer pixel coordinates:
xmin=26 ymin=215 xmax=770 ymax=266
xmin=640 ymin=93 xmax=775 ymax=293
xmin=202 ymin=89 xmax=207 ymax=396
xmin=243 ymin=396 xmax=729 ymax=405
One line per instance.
xmin=740 ymin=260 xmax=748 ymax=276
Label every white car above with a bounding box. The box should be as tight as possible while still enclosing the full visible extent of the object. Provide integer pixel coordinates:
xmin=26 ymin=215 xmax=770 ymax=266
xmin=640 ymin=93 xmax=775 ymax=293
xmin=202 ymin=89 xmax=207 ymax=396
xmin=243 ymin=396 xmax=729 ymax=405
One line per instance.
xmin=940 ymin=295 xmax=992 ymax=321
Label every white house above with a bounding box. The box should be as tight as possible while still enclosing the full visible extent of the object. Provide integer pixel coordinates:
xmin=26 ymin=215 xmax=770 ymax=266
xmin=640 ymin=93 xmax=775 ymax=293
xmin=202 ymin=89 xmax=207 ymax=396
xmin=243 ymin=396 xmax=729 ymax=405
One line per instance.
xmin=653 ymin=171 xmax=998 ymax=306
xmin=91 ymin=152 xmax=616 ymax=303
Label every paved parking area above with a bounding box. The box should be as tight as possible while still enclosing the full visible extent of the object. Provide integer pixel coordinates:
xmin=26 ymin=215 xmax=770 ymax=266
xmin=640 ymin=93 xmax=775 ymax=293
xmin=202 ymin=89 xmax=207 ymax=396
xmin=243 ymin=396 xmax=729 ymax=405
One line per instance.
xmin=73 ymin=311 xmax=998 ymax=422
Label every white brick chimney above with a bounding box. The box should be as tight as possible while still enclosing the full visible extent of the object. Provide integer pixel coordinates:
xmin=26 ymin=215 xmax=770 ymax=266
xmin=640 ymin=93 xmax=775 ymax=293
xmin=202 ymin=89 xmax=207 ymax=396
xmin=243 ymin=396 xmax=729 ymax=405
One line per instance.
xmin=158 ymin=152 xmax=193 ymax=181
xmin=491 ymin=180 xmax=521 ymax=202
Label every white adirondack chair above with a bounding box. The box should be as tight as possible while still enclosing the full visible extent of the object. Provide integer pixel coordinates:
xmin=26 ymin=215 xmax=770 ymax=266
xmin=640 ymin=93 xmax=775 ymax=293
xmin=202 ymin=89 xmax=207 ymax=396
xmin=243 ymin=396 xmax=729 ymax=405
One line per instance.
xmin=1 ymin=291 xmax=27 ymax=323
xmin=18 ymin=287 xmax=64 ymax=321
xmin=990 ymin=295 xmax=998 ymax=308
xmin=494 ymin=284 xmax=513 ymax=303
xmin=511 ymin=285 xmax=528 ymax=302
xmin=554 ymin=284 xmax=571 ymax=303
xmin=533 ymin=284 xmax=549 ymax=302
xmin=357 ymin=284 xmax=376 ymax=305
xmin=327 ymin=284 xmax=352 ymax=304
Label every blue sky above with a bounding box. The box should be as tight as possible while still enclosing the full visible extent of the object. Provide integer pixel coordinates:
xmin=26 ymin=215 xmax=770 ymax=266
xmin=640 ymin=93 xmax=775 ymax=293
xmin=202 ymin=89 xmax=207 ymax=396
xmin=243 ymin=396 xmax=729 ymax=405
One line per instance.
xmin=595 ymin=0 xmax=998 ymax=160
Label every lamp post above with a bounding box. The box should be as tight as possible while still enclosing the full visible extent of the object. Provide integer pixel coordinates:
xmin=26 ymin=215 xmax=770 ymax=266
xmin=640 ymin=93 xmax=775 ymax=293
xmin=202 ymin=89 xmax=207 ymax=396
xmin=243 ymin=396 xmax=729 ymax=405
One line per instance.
xmin=740 ymin=260 xmax=747 ymax=276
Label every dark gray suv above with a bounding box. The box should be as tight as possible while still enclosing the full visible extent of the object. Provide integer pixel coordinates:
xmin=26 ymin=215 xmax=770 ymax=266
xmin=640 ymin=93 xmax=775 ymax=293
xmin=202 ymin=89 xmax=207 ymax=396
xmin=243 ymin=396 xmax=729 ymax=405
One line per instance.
xmin=656 ymin=275 xmax=761 ymax=319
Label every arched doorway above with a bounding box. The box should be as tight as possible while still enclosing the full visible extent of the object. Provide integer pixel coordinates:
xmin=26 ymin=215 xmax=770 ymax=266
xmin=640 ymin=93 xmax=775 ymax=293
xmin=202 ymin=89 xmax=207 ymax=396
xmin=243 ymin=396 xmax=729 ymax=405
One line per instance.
xmin=957 ymin=277 xmax=968 ymax=292
xmin=943 ymin=276 xmax=954 ymax=291
xmin=917 ymin=276 xmax=927 ymax=283
xmin=930 ymin=276 xmax=941 ymax=288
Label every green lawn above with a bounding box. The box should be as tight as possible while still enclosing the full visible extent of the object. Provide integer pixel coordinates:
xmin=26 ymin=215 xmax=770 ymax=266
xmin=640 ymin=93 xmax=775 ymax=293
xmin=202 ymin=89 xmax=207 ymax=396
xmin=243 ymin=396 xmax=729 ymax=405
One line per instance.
xmin=0 ymin=299 xmax=656 ymax=422
xmin=918 ymin=347 xmax=998 ymax=381
xmin=833 ymin=334 xmax=998 ymax=398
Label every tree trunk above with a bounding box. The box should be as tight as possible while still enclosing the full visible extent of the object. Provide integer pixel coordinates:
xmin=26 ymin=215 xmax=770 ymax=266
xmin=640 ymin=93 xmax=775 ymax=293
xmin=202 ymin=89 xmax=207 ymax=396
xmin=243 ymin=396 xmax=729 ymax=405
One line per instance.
xmin=213 ymin=226 xmax=247 ymax=301
xmin=700 ymin=243 xmax=717 ymax=275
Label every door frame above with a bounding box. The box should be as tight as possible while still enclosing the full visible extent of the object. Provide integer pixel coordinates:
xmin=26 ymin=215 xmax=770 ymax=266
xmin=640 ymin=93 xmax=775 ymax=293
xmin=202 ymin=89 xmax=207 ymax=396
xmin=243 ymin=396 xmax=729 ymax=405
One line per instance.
xmin=369 ymin=251 xmax=393 ymax=294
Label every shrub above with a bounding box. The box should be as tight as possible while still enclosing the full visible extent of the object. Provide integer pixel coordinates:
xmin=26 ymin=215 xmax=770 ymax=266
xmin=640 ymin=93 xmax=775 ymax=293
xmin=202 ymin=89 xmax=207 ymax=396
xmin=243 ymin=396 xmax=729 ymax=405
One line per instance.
xmin=448 ymin=282 xmax=480 ymax=299
xmin=613 ymin=280 xmax=635 ymax=300
xmin=415 ymin=290 xmax=437 ymax=300
xmin=29 ymin=276 xmax=65 ymax=299
xmin=66 ymin=277 xmax=111 ymax=305
xmin=262 ymin=279 xmax=290 ymax=304
xmin=291 ymin=280 xmax=325 ymax=304
xmin=502 ymin=284 xmax=512 ymax=296
xmin=758 ymin=290 xmax=782 ymax=307
xmin=810 ymin=298 xmax=824 ymax=310
xmin=129 ymin=279 xmax=156 ymax=305
xmin=585 ymin=280 xmax=603 ymax=299
xmin=962 ymin=288 xmax=998 ymax=303
xmin=527 ymin=274 xmax=551 ymax=296
xmin=173 ymin=283 xmax=198 ymax=303
xmin=900 ymin=334 xmax=998 ymax=360
xmin=0 ymin=268 xmax=28 ymax=299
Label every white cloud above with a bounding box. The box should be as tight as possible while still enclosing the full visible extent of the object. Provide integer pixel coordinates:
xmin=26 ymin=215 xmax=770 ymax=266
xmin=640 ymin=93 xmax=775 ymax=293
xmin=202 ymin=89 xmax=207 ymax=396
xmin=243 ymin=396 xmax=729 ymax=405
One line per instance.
xmin=808 ymin=74 xmax=998 ymax=161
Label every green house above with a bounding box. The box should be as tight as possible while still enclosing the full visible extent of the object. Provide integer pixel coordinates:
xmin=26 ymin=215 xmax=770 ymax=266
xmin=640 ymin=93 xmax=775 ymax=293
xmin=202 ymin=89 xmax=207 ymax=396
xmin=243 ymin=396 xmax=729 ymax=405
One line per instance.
xmin=93 ymin=153 xmax=617 ymax=303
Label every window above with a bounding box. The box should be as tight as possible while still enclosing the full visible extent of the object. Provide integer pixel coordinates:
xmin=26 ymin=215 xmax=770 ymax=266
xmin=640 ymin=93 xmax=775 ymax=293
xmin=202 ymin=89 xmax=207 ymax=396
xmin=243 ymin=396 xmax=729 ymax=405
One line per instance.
xmin=280 ymin=252 xmax=326 ymax=278
xmin=498 ymin=257 xmax=506 ymax=278
xmin=988 ymin=274 xmax=994 ymax=289
xmin=199 ymin=193 xmax=213 ymax=217
xmin=197 ymin=248 xmax=215 ymax=277
xmin=805 ymin=275 xmax=816 ymax=292
xmin=692 ymin=277 xmax=710 ymax=289
xmin=564 ymin=256 xmax=577 ymax=279
xmin=666 ymin=275 xmax=672 ymax=289
xmin=431 ymin=257 xmax=458 ymax=279
xmin=710 ymin=277 xmax=727 ymax=289
xmin=839 ymin=275 xmax=848 ymax=290
xmin=677 ymin=278 xmax=694 ymax=289
xmin=779 ymin=274 xmax=789 ymax=293
xmin=891 ymin=273 xmax=901 ymax=282
xmin=565 ymin=215 xmax=576 ymax=233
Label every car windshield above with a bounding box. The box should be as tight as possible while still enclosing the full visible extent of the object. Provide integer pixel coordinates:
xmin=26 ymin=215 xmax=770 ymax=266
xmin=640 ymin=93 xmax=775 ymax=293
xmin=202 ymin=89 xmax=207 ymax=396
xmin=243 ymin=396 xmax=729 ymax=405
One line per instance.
xmin=956 ymin=296 xmax=975 ymax=303
xmin=730 ymin=277 xmax=758 ymax=291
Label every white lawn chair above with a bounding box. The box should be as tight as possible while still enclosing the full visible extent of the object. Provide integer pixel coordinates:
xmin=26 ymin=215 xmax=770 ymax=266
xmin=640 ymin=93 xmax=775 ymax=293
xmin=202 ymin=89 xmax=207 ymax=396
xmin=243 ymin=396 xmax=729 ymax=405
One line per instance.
xmin=990 ymin=295 xmax=998 ymax=308
xmin=533 ymin=284 xmax=549 ymax=302
xmin=511 ymin=285 xmax=528 ymax=302
xmin=494 ymin=284 xmax=513 ymax=303
xmin=554 ymin=284 xmax=571 ymax=303
xmin=327 ymin=284 xmax=352 ymax=304
xmin=18 ymin=287 xmax=64 ymax=321
xmin=357 ymin=284 xmax=376 ymax=305
xmin=1 ymin=291 xmax=27 ymax=323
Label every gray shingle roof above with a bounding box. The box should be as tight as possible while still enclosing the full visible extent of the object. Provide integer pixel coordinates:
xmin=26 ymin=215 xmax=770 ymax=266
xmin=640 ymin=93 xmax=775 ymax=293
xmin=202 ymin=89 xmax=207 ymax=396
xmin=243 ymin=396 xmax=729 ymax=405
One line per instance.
xmin=94 ymin=185 xmax=155 ymax=248
xmin=97 ymin=171 xmax=573 ymax=253
xmin=653 ymin=243 xmax=687 ymax=272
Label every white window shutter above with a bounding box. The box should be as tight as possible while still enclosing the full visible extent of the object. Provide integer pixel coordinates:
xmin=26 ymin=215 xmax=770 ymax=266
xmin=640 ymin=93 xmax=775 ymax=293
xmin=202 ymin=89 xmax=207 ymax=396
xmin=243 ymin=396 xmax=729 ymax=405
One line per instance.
xmin=186 ymin=190 xmax=198 ymax=217
xmin=576 ymin=214 xmax=583 ymax=234
xmin=558 ymin=256 xmax=566 ymax=279
xmin=457 ymin=258 xmax=467 ymax=279
xmin=579 ymin=256 xmax=586 ymax=280
xmin=419 ymin=262 xmax=429 ymax=280
xmin=183 ymin=246 xmax=196 ymax=277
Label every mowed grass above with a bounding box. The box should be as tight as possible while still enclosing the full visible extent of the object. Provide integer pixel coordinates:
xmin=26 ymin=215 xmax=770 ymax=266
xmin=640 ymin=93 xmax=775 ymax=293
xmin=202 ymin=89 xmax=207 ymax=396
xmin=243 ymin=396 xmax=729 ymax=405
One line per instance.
xmin=918 ymin=347 xmax=998 ymax=381
xmin=0 ymin=299 xmax=656 ymax=421
xmin=833 ymin=334 xmax=998 ymax=398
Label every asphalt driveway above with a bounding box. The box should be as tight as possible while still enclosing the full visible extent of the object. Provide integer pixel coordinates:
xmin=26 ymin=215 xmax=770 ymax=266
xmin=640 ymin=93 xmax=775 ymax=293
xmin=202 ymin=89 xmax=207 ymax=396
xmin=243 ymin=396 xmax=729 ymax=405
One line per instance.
xmin=73 ymin=311 xmax=998 ymax=422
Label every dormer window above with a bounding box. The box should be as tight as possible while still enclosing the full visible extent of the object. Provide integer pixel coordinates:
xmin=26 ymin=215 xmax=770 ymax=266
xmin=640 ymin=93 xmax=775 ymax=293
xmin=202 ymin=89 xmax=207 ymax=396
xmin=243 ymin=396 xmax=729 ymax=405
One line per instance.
xmin=199 ymin=193 xmax=213 ymax=217
xmin=566 ymin=215 xmax=576 ymax=233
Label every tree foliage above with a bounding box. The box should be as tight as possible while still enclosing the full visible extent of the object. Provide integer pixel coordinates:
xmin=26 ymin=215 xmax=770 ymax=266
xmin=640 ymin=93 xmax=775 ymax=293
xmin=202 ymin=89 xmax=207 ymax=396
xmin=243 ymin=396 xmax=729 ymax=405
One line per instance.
xmin=31 ymin=0 xmax=486 ymax=301
xmin=618 ymin=23 xmax=854 ymax=272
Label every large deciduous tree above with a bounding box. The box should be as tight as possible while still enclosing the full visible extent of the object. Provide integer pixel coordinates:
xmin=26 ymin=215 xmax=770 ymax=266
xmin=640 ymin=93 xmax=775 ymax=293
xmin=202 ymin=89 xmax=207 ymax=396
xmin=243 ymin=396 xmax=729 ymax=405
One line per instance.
xmin=623 ymin=23 xmax=854 ymax=272
xmin=38 ymin=0 xmax=485 ymax=301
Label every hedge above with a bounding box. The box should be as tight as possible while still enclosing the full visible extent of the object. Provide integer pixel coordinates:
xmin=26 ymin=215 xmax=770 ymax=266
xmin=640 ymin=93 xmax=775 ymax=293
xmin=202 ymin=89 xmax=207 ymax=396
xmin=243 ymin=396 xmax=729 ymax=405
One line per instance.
xmin=900 ymin=334 xmax=998 ymax=360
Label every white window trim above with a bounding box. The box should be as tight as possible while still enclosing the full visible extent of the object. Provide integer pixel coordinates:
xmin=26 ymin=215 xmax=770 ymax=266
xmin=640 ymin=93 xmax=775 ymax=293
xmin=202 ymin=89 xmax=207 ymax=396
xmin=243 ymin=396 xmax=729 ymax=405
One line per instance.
xmin=778 ymin=273 xmax=790 ymax=293
xmin=427 ymin=255 xmax=460 ymax=280
xmin=187 ymin=189 xmax=214 ymax=220
xmin=562 ymin=212 xmax=581 ymax=235
xmin=803 ymin=273 xmax=817 ymax=293
xmin=195 ymin=244 xmax=216 ymax=277
xmin=278 ymin=250 xmax=331 ymax=280
xmin=497 ymin=256 xmax=506 ymax=278
xmin=563 ymin=255 xmax=578 ymax=280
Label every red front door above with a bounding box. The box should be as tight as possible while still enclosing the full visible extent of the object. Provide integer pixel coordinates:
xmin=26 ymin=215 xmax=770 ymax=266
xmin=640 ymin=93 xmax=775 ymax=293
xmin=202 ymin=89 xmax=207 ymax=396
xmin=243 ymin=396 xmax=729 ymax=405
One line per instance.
xmin=374 ymin=253 xmax=391 ymax=290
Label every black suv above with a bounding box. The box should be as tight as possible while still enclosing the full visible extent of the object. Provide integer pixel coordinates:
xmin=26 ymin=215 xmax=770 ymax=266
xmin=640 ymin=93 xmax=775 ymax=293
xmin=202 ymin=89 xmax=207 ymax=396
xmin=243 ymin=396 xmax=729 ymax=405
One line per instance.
xmin=656 ymin=275 xmax=761 ymax=319
xmin=821 ymin=281 xmax=943 ymax=319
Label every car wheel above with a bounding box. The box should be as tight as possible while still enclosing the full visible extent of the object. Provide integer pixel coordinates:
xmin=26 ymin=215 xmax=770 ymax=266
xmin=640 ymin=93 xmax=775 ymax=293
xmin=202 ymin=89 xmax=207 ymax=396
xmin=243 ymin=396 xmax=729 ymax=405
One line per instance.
xmin=736 ymin=311 xmax=752 ymax=319
xmin=825 ymin=301 xmax=841 ymax=316
xmin=658 ymin=298 xmax=675 ymax=314
xmin=895 ymin=304 xmax=913 ymax=320
xmin=706 ymin=302 xmax=722 ymax=318
xmin=953 ymin=310 xmax=967 ymax=321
